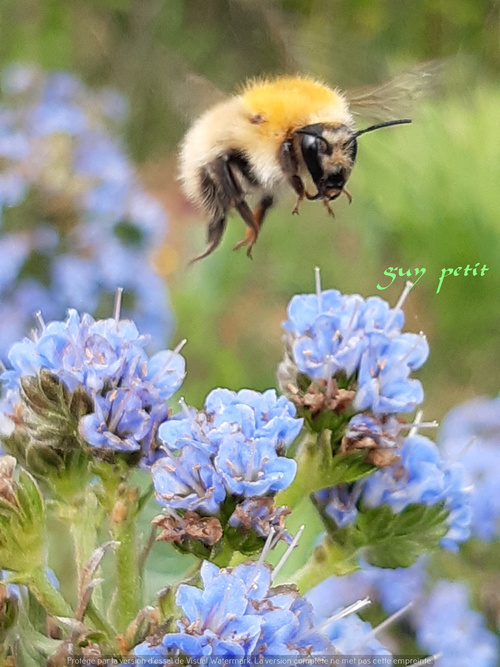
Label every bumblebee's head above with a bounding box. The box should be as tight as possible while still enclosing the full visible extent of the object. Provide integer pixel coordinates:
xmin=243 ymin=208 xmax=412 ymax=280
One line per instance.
xmin=296 ymin=118 xmax=412 ymax=201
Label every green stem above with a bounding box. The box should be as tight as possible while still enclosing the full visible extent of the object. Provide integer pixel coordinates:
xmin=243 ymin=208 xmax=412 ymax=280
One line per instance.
xmin=69 ymin=493 xmax=99 ymax=579
xmin=276 ymin=431 xmax=332 ymax=509
xmin=290 ymin=537 xmax=359 ymax=594
xmin=86 ymin=601 xmax=119 ymax=646
xmin=28 ymin=566 xmax=73 ymax=618
xmin=110 ymin=490 xmax=141 ymax=632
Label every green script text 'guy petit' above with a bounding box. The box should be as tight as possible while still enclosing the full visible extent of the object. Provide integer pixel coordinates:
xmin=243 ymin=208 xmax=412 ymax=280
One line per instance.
xmin=377 ymin=263 xmax=489 ymax=294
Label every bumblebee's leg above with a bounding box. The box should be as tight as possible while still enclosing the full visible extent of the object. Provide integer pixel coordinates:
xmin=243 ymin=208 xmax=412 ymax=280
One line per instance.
xmin=189 ymin=154 xmax=257 ymax=263
xmin=322 ymin=199 xmax=335 ymax=218
xmin=233 ymin=195 xmax=274 ymax=256
xmin=279 ymin=141 xmax=307 ymax=215
xmin=188 ymin=214 xmax=227 ymax=265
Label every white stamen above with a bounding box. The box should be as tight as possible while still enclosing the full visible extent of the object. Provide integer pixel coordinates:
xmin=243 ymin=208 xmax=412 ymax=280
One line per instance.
xmin=319 ymin=597 xmax=371 ymax=630
xmin=257 ymin=528 xmax=276 ymax=570
xmin=179 ymin=397 xmax=209 ymax=443
xmin=355 ymin=601 xmax=413 ymax=650
xmin=315 ymin=267 xmax=322 ymax=313
xmin=242 ymin=528 xmax=277 ymax=595
xmin=385 ymin=280 xmax=413 ymax=332
xmin=113 ymin=287 xmax=124 ymax=323
xmin=35 ymin=310 xmax=46 ymax=331
xmin=411 ymin=653 xmax=442 ymax=667
xmin=408 ymin=410 xmax=424 ymax=438
xmin=271 ymin=525 xmax=305 ymax=582
xmin=172 ymin=338 xmax=187 ymax=357
xmin=406 ymin=418 xmax=439 ymax=436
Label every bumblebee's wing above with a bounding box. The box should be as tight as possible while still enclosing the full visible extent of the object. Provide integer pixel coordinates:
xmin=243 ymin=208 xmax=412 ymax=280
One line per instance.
xmin=345 ymin=60 xmax=449 ymax=121
xmin=161 ymin=51 xmax=228 ymax=122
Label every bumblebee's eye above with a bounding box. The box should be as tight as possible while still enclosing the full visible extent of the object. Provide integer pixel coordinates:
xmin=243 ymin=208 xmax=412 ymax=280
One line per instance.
xmin=300 ymin=133 xmax=326 ymax=184
xmin=344 ymin=138 xmax=358 ymax=162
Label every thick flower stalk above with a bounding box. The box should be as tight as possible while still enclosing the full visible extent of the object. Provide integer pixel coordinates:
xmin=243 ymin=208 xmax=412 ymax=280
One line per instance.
xmin=0 ymin=63 xmax=173 ymax=359
xmin=151 ymin=389 xmax=302 ymax=560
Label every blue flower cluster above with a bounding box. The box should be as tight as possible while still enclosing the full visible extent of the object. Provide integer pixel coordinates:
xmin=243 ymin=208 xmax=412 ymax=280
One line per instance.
xmin=152 ymin=389 xmax=302 ymax=537
xmin=415 ymin=580 xmax=498 ymax=667
xmin=0 ymin=63 xmax=173 ymax=359
xmin=439 ymin=394 xmax=500 ymax=541
xmin=282 ymin=288 xmax=428 ymax=413
xmin=133 ymin=560 xmax=390 ymax=659
xmin=315 ymin=434 xmax=470 ymax=552
xmin=1 ymin=309 xmax=185 ymax=459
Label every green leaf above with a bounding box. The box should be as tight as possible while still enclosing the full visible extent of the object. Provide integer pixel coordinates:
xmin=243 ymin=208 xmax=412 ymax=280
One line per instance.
xmin=353 ymin=503 xmax=450 ymax=568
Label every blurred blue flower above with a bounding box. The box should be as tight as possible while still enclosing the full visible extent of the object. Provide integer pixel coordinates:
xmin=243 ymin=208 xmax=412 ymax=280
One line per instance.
xmin=314 ymin=484 xmax=362 ymax=528
xmin=0 ymin=63 xmax=173 ymax=359
xmin=415 ymin=580 xmax=498 ymax=667
xmin=360 ymin=557 xmax=428 ymax=614
xmin=360 ymin=434 xmax=471 ymax=550
xmin=439 ymin=395 xmax=500 ymax=540
xmin=325 ymin=613 xmax=392 ymax=657
xmin=306 ymin=556 xmax=429 ymax=623
xmin=281 ymin=286 xmax=428 ymax=414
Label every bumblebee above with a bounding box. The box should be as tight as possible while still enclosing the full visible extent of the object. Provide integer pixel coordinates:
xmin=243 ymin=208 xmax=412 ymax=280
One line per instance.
xmin=179 ymin=75 xmax=411 ymax=262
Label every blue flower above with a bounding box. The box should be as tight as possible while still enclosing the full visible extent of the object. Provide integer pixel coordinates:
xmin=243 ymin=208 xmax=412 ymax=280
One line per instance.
xmin=314 ymin=484 xmax=362 ymax=528
xmin=415 ymin=581 xmax=498 ymax=667
xmin=79 ymin=389 xmax=151 ymax=452
xmin=159 ymin=388 xmax=302 ymax=456
xmin=281 ymin=285 xmax=428 ymax=415
xmin=215 ymin=435 xmax=297 ymax=497
xmin=152 ymin=445 xmax=226 ymax=515
xmin=353 ymin=331 xmax=428 ymax=414
xmin=360 ymin=557 xmax=428 ymax=614
xmin=162 ymin=561 xmax=262 ymax=657
xmin=360 ymin=434 xmax=471 ymax=550
xmin=439 ymin=395 xmax=500 ymax=541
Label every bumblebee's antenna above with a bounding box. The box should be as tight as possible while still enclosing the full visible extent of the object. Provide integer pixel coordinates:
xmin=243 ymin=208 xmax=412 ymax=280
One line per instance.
xmin=354 ymin=118 xmax=412 ymax=138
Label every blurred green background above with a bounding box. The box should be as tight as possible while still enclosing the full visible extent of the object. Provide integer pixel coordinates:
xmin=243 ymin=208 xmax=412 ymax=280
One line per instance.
xmin=1 ymin=0 xmax=498 ymax=418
